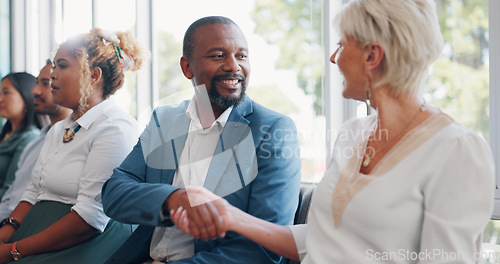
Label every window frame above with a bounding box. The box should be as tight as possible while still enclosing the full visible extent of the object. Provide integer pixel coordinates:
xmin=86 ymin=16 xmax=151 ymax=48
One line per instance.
xmin=10 ymin=0 xmax=500 ymax=218
xmin=489 ymin=0 xmax=500 ymax=219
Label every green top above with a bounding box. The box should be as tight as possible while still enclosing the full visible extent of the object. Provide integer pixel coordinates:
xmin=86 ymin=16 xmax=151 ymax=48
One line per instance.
xmin=0 ymin=126 xmax=40 ymax=199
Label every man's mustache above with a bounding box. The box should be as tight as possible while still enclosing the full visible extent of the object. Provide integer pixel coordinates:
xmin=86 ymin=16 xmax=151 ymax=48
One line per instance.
xmin=213 ymin=73 xmax=246 ymax=82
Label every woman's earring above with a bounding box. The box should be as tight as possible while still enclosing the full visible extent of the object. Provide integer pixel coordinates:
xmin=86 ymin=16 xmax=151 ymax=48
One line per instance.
xmin=365 ymin=78 xmax=372 ymax=114
xmin=365 ymin=90 xmax=372 ymax=115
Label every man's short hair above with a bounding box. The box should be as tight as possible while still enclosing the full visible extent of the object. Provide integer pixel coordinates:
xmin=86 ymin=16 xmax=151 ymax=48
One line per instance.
xmin=182 ymin=16 xmax=239 ymax=59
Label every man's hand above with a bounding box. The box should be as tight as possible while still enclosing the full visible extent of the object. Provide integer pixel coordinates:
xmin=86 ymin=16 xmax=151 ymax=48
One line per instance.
xmin=163 ymin=189 xmax=224 ymax=241
xmin=170 ymin=187 xmax=237 ymax=238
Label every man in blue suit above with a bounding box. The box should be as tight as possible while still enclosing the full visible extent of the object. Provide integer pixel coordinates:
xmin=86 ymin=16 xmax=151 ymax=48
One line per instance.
xmin=102 ymin=16 xmax=301 ymax=264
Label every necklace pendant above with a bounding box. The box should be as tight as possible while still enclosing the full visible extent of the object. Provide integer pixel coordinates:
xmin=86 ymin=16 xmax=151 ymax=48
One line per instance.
xmin=63 ymin=130 xmax=75 ymax=143
xmin=62 ymin=125 xmax=81 ymax=143
xmin=362 ymin=156 xmax=371 ymax=168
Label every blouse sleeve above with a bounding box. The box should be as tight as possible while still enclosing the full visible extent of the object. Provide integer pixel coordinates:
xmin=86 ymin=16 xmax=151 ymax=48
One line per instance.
xmin=289 ymin=224 xmax=308 ymax=261
xmin=71 ymin=119 xmax=138 ymax=232
xmin=19 ymin=177 xmax=39 ymax=206
xmin=419 ymin=132 xmax=494 ymax=263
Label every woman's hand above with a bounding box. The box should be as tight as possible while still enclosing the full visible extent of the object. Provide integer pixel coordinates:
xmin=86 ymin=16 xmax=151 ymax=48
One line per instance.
xmin=170 ymin=186 xmax=237 ymax=238
xmin=172 ymin=186 xmax=300 ymax=261
xmin=170 ymin=205 xmax=191 ymax=235
xmin=0 ymin=243 xmax=13 ymax=263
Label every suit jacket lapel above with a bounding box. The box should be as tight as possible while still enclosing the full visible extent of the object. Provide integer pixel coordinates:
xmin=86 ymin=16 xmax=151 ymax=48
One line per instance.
xmin=155 ymin=103 xmax=190 ymax=183
xmin=204 ymin=99 xmax=253 ymax=194
xmin=168 ymin=112 xmax=190 ymax=169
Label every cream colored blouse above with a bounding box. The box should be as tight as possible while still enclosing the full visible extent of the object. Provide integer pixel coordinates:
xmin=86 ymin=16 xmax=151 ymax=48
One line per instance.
xmin=291 ymin=112 xmax=494 ymax=264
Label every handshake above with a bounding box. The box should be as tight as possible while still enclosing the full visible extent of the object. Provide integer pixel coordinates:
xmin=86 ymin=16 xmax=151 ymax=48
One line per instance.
xmin=165 ymin=186 xmax=237 ymax=241
xmin=165 ymin=186 xmax=299 ymax=262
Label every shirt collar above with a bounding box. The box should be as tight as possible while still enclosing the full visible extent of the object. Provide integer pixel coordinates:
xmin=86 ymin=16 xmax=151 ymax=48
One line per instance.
xmin=40 ymin=125 xmax=50 ymax=136
xmin=186 ymin=96 xmax=233 ymax=132
xmin=61 ymin=98 xmax=115 ymax=130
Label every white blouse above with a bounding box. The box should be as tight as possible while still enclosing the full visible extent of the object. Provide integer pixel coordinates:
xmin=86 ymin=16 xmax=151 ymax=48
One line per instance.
xmin=21 ymin=99 xmax=138 ymax=232
xmin=291 ymin=112 xmax=495 ymax=264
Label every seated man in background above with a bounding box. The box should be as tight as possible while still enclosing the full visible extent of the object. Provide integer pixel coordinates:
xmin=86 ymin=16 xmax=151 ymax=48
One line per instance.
xmin=0 ymin=60 xmax=72 ymax=219
xmin=102 ymin=16 xmax=301 ymax=264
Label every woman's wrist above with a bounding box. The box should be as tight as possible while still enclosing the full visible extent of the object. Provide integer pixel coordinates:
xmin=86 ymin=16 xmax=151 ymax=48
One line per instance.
xmin=227 ymin=206 xmax=247 ymax=233
xmin=0 ymin=218 xmax=20 ymax=231
xmin=0 ymin=226 xmax=16 ymax=243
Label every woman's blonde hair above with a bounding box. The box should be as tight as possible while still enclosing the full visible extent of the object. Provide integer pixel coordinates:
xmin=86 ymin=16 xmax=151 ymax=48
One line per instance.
xmin=58 ymin=29 xmax=148 ymax=114
xmin=334 ymin=0 xmax=444 ymax=97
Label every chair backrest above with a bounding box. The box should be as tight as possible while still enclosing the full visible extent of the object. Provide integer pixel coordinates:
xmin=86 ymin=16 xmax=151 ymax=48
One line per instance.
xmin=285 ymin=182 xmax=316 ymax=264
xmin=294 ymin=182 xmax=316 ymax=225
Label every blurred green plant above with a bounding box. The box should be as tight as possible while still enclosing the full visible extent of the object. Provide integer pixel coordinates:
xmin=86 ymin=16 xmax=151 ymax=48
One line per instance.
xmin=251 ymin=0 xmax=324 ymax=115
xmin=157 ymin=31 xmax=192 ymax=104
xmin=251 ymin=0 xmax=489 ymax=140
xmin=427 ymin=0 xmax=489 ymax=140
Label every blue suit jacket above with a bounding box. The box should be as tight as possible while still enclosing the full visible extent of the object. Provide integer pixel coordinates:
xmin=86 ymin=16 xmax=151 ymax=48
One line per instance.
xmin=101 ymin=97 xmax=301 ymax=263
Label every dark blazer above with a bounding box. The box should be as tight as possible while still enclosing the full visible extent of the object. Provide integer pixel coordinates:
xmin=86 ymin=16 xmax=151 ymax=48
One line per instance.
xmin=102 ymin=97 xmax=301 ymax=263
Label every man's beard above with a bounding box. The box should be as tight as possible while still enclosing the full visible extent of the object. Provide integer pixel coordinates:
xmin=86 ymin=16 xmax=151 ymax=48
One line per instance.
xmin=209 ymin=74 xmax=247 ymax=109
xmin=34 ymin=97 xmax=61 ymax=116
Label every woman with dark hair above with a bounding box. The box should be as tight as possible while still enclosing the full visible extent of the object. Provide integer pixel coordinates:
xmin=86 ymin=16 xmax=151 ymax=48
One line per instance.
xmin=0 ymin=28 xmax=147 ymax=264
xmin=0 ymin=72 xmax=40 ymax=199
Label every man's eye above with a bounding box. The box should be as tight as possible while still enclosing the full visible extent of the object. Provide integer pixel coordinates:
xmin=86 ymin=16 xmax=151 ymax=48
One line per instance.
xmin=209 ymin=55 xmax=224 ymax=59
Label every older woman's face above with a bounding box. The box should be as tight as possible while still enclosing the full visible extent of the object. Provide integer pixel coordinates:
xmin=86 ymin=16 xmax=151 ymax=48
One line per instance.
xmin=50 ymin=45 xmax=82 ymax=111
xmin=330 ymin=36 xmax=367 ymax=101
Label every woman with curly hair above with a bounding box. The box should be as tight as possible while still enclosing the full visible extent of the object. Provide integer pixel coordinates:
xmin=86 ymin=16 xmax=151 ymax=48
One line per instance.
xmin=0 ymin=28 xmax=147 ymax=264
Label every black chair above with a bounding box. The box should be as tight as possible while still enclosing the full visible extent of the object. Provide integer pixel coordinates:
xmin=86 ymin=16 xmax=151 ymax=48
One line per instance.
xmin=294 ymin=182 xmax=316 ymax=225
xmin=285 ymin=182 xmax=316 ymax=264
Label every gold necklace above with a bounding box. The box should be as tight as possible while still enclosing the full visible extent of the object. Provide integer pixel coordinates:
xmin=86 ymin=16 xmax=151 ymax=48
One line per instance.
xmin=362 ymin=104 xmax=426 ymax=168
xmin=63 ymin=125 xmax=81 ymax=143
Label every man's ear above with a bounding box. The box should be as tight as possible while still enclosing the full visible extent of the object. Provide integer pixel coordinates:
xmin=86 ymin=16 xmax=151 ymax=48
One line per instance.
xmin=91 ymin=67 xmax=103 ymax=85
xmin=180 ymin=56 xmax=193 ymax=79
xmin=364 ymin=42 xmax=384 ymax=72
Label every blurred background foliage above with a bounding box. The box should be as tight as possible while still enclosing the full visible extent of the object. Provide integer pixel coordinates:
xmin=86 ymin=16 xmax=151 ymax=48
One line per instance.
xmin=251 ymin=0 xmax=324 ymax=115
xmin=250 ymin=0 xmax=489 ymax=141
xmin=429 ymin=0 xmax=489 ymax=140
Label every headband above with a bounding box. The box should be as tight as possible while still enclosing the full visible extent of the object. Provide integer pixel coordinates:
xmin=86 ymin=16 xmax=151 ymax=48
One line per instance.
xmin=91 ymin=28 xmax=135 ymax=71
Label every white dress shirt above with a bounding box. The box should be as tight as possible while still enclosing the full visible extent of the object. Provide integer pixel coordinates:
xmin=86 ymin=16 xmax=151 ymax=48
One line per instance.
xmin=21 ymin=99 xmax=138 ymax=232
xmin=290 ymin=113 xmax=494 ymax=263
xmin=0 ymin=125 xmax=50 ymax=219
xmin=150 ymin=98 xmax=232 ymax=262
